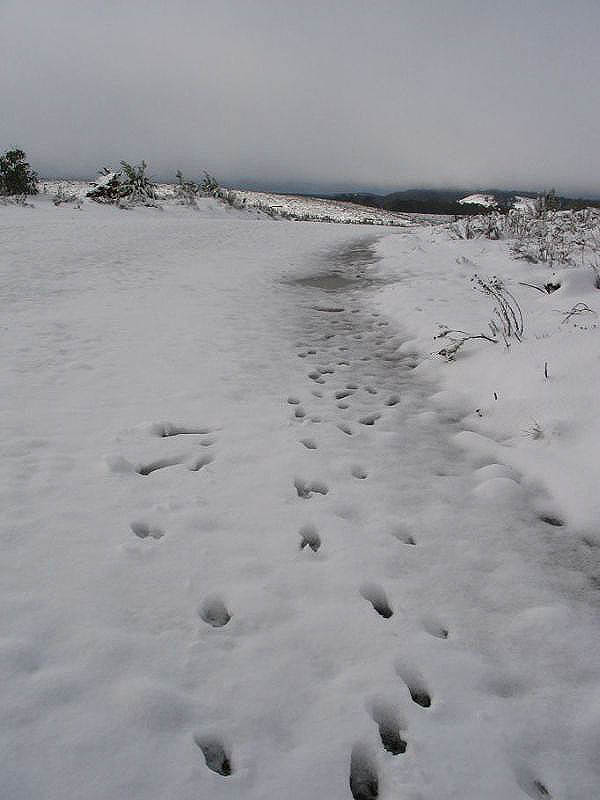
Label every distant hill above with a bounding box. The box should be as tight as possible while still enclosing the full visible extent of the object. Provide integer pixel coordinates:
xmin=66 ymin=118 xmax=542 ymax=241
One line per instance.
xmin=317 ymin=188 xmax=600 ymax=215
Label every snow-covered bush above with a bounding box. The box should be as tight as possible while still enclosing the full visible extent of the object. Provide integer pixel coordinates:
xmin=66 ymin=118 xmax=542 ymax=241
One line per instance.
xmin=0 ymin=147 xmax=38 ymax=196
xmin=87 ymin=168 xmax=124 ymax=203
xmin=434 ymin=274 xmax=524 ymax=360
xmin=87 ymin=162 xmax=159 ymax=207
xmin=449 ymin=206 xmax=600 ymax=269
xmin=174 ymin=170 xmax=199 ymax=206
xmin=53 ymin=184 xmax=82 ymax=208
xmin=119 ymin=160 xmax=158 ymax=205
xmin=201 ymin=171 xmax=220 ymax=197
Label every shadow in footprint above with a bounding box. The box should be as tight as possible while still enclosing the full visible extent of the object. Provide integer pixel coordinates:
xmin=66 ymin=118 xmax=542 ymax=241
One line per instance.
xmin=349 ymin=744 xmax=379 ymax=800
xmin=199 ymin=596 xmax=231 ymax=628
xmin=299 ymin=524 xmax=321 ymax=552
xmin=514 ymin=763 xmax=552 ymax=799
xmin=352 ymin=467 xmax=368 ymax=480
xmin=130 ymin=521 xmax=164 ymax=540
xmin=189 ymin=454 xmax=214 ymax=472
xmin=359 ymin=413 xmax=381 ymax=426
xmin=369 ymin=701 xmax=407 ymax=755
xmin=539 ymin=514 xmax=564 ymax=527
xmin=152 ymin=423 xmax=211 ymax=437
xmin=396 ymin=661 xmax=432 ymax=708
xmin=294 ymin=478 xmax=329 ymax=499
xmin=194 ymin=736 xmax=232 ymax=776
xmin=300 ymin=438 xmax=318 ymax=450
xmin=360 ymin=583 xmax=393 ymax=619
xmin=421 ymin=616 xmax=449 ymax=640
xmin=390 ymin=527 xmax=416 ymax=546
xmin=136 ymin=456 xmax=182 ymax=476
xmin=337 ymin=423 xmax=353 ymax=436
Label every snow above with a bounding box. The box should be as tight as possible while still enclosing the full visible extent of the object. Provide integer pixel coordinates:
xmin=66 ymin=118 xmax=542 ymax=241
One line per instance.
xmin=39 ymin=180 xmax=433 ymax=225
xmin=513 ymin=195 xmax=538 ymax=213
xmin=458 ymin=193 xmax=498 ymax=208
xmin=2 ymin=194 xmax=600 ymax=800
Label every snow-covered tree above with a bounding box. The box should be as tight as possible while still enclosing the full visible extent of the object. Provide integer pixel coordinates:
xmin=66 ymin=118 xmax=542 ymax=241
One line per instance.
xmin=0 ymin=147 xmax=38 ymax=196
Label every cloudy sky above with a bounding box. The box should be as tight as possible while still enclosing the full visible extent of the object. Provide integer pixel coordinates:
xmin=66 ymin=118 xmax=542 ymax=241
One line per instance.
xmin=1 ymin=0 xmax=599 ymax=194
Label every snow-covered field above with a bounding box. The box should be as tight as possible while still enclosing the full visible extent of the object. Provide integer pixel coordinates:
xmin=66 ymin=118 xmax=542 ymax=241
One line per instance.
xmin=38 ymin=180 xmax=429 ymax=226
xmin=2 ymin=195 xmax=600 ymax=800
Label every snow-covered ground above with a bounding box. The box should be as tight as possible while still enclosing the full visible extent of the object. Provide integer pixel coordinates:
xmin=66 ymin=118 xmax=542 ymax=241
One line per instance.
xmin=223 ymin=189 xmax=424 ymax=226
xmin=458 ymin=193 xmax=498 ymax=208
xmin=2 ymin=195 xmax=600 ymax=800
xmin=39 ymin=180 xmax=429 ymax=226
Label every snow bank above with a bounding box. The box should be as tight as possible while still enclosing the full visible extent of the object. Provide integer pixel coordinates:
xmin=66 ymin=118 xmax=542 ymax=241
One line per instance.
xmin=39 ymin=179 xmax=429 ymax=226
xmin=373 ymin=219 xmax=600 ymax=535
xmin=458 ymin=193 xmax=498 ymax=208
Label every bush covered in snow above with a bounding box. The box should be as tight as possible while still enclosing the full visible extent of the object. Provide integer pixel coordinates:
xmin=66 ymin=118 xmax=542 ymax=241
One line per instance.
xmin=0 ymin=147 xmax=38 ymax=196
xmin=53 ymin=184 xmax=82 ymax=207
xmin=174 ymin=170 xmax=200 ymax=206
xmin=201 ymin=171 xmax=220 ymax=198
xmin=450 ymin=205 xmax=600 ymax=269
xmin=87 ymin=161 xmax=159 ymax=207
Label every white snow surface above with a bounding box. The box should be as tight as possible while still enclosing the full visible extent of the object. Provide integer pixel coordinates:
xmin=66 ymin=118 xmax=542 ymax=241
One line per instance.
xmin=3 ymin=196 xmax=600 ymax=800
xmin=39 ymin=180 xmax=430 ymax=226
xmin=458 ymin=193 xmax=498 ymax=208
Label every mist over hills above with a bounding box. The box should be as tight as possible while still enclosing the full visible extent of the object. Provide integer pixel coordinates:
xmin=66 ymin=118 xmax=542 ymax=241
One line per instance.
xmin=314 ymin=188 xmax=600 ymax=215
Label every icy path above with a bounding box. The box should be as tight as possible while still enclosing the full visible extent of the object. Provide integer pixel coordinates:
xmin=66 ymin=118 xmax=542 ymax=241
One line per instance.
xmin=2 ymin=204 xmax=600 ymax=799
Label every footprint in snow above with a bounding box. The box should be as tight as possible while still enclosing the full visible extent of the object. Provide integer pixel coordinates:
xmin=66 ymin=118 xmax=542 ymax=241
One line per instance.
xmin=294 ymin=477 xmax=329 ymax=499
xmin=421 ymin=615 xmax=449 ymax=639
xmin=300 ymin=438 xmax=318 ymax=450
xmin=390 ymin=527 xmax=416 ymax=546
xmin=135 ymin=453 xmax=213 ymax=476
xmin=351 ymin=466 xmax=368 ymax=480
xmin=299 ymin=524 xmax=321 ymax=552
xmin=359 ymin=413 xmax=381 ymax=426
xmin=151 ymin=422 xmax=213 ymax=437
xmin=349 ymin=744 xmax=379 ymax=800
xmin=514 ymin=763 xmax=552 ymax=799
xmin=199 ymin=596 xmax=231 ymax=628
xmin=130 ymin=521 xmax=164 ymax=540
xmin=136 ymin=456 xmax=183 ymax=476
xmin=194 ymin=736 xmax=232 ymax=776
xmin=369 ymin=700 xmax=407 ymax=755
xmin=188 ymin=453 xmax=214 ymax=471
xmin=395 ymin=660 xmax=432 ymax=708
xmin=539 ymin=514 xmax=564 ymax=527
xmin=360 ymin=583 xmax=393 ymax=619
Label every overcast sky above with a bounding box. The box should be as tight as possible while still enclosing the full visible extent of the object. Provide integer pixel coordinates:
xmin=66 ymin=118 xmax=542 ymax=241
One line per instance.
xmin=1 ymin=0 xmax=599 ymax=194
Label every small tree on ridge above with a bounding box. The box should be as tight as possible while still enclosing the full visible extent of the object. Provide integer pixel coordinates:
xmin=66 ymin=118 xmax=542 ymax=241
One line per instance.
xmin=0 ymin=147 xmax=38 ymax=196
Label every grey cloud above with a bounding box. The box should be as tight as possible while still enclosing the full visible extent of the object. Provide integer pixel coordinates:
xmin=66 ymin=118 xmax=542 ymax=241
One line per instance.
xmin=1 ymin=0 xmax=599 ymax=194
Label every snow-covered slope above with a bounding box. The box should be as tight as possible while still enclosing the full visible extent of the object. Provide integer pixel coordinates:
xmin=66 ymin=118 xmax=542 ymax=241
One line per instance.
xmin=458 ymin=193 xmax=498 ymax=208
xmin=2 ymin=196 xmax=600 ymax=799
xmin=39 ymin=180 xmax=421 ymax=225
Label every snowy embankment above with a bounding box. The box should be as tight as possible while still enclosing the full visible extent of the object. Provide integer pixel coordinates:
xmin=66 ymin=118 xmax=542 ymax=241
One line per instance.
xmin=38 ymin=179 xmax=427 ymax=226
xmin=2 ymin=196 xmax=600 ymax=800
xmin=372 ymin=218 xmax=600 ymax=536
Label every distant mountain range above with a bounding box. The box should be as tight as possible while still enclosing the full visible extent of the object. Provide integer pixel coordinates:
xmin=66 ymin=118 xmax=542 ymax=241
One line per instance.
xmin=310 ymin=188 xmax=600 ymax=215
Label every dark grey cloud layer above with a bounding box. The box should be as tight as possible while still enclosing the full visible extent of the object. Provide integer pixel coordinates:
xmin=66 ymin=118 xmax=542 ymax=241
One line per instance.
xmin=2 ymin=0 xmax=599 ymax=194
